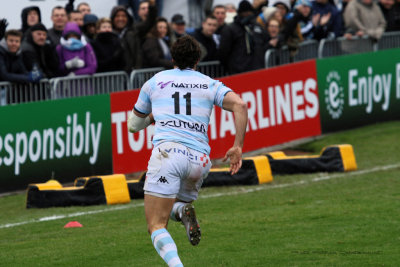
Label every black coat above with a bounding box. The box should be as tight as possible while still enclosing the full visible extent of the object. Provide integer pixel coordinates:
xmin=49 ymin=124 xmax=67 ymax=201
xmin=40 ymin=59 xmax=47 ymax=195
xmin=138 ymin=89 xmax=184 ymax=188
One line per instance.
xmin=91 ymin=32 xmax=126 ymax=72
xmin=142 ymin=36 xmax=173 ymax=69
xmin=219 ymin=15 xmax=268 ymax=74
xmin=0 ymin=41 xmax=30 ymax=83
xmin=191 ymin=28 xmax=219 ymax=62
xmin=21 ymin=34 xmax=59 ymax=78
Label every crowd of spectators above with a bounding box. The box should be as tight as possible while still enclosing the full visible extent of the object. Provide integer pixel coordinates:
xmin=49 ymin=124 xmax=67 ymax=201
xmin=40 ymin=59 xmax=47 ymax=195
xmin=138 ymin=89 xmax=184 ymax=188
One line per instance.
xmin=0 ymin=0 xmax=399 ymax=83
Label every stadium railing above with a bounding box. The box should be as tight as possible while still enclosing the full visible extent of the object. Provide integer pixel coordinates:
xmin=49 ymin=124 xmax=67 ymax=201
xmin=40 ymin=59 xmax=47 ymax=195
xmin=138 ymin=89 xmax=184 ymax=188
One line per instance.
xmin=50 ymin=71 xmax=130 ymax=99
xmin=196 ymin=60 xmax=228 ymax=78
xmin=377 ymin=31 xmax=400 ymax=50
xmin=318 ymin=35 xmax=376 ymax=59
xmin=130 ymin=67 xmax=164 ymax=89
xmin=265 ymin=40 xmax=319 ymax=68
xmin=0 ymin=79 xmax=51 ymax=106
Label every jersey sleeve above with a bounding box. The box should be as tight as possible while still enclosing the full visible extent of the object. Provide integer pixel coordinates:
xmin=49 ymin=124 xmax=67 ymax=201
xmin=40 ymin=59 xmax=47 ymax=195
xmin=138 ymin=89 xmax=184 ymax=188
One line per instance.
xmin=134 ymin=80 xmax=152 ymax=114
xmin=213 ymin=80 xmax=233 ymax=108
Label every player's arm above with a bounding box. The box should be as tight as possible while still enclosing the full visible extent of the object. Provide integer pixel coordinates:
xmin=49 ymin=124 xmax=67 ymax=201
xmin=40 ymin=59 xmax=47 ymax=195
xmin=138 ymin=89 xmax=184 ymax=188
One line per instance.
xmin=221 ymin=91 xmax=248 ymax=175
xmin=127 ymin=108 xmax=154 ymax=133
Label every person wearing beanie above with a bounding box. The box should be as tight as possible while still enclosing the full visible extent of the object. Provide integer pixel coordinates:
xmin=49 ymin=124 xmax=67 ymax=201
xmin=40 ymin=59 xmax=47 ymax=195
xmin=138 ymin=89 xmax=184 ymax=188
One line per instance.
xmin=292 ymin=0 xmax=314 ymax=39
xmin=219 ymin=0 xmax=269 ymax=74
xmin=56 ymin=22 xmax=97 ymax=76
xmin=256 ymin=6 xmax=282 ymax=29
xmin=21 ymin=23 xmax=59 ymax=79
xmin=82 ymin=14 xmax=98 ymax=42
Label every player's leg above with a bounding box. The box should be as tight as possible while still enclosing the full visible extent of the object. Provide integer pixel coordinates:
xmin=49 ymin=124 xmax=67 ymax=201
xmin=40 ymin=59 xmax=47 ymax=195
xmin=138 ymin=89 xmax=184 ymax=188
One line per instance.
xmin=144 ymin=142 xmax=189 ymax=266
xmin=145 ymin=194 xmax=183 ymax=267
xmin=173 ymin=150 xmax=212 ymax=246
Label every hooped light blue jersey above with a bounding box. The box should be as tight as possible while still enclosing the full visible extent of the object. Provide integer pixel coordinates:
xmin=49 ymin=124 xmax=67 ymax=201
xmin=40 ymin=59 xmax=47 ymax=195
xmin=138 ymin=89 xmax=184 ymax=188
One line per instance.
xmin=134 ymin=68 xmax=232 ymax=155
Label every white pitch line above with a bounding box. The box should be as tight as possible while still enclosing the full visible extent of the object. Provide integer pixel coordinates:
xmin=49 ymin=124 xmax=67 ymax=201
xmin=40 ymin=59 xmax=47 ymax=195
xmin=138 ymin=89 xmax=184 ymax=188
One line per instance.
xmin=1 ymin=163 xmax=399 ymax=229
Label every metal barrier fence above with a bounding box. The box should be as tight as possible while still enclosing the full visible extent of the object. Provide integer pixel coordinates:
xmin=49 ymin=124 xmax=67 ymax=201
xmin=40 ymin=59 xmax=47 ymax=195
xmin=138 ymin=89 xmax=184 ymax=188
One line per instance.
xmin=130 ymin=67 xmax=163 ymax=89
xmin=2 ymin=32 xmax=400 ymax=106
xmin=50 ymin=71 xmax=129 ymax=99
xmin=265 ymin=40 xmax=319 ymax=68
xmin=377 ymin=31 xmax=400 ymax=50
xmin=318 ymin=36 xmax=376 ymax=59
xmin=0 ymin=80 xmax=51 ymax=106
xmin=197 ymin=60 xmax=228 ymax=78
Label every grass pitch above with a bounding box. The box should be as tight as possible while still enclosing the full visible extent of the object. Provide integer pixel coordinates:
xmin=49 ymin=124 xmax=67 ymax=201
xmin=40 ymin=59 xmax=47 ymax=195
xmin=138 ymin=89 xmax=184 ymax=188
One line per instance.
xmin=1 ymin=121 xmax=399 ymax=266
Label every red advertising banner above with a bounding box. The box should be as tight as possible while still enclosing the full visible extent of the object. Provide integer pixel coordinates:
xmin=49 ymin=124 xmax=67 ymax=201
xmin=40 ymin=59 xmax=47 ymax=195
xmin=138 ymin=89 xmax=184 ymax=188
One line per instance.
xmin=111 ymin=60 xmax=321 ymax=174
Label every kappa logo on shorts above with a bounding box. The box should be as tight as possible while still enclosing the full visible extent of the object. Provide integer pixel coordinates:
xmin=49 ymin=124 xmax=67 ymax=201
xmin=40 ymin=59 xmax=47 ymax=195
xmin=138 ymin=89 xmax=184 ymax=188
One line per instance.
xmin=157 ymin=176 xmax=169 ymax=184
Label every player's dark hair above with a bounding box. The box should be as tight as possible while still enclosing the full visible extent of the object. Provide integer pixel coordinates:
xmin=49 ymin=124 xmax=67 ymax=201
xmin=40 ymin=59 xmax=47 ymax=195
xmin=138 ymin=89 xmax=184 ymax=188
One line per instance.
xmin=171 ymin=35 xmax=201 ymax=70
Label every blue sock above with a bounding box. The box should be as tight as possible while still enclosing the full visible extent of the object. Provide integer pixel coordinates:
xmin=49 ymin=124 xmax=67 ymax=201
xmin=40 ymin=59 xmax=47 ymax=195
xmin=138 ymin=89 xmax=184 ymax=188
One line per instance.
xmin=151 ymin=228 xmax=183 ymax=267
xmin=170 ymin=202 xmax=186 ymax=222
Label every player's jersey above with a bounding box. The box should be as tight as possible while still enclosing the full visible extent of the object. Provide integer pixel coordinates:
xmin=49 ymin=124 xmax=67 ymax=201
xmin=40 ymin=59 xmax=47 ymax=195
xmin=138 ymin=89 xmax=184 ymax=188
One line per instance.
xmin=134 ymin=68 xmax=232 ymax=154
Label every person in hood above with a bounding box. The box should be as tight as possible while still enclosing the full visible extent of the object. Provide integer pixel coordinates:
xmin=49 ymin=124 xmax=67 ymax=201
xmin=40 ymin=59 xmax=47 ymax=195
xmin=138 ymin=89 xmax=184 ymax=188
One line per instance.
xmin=110 ymin=0 xmax=157 ymax=71
xmin=21 ymin=23 xmax=59 ymax=78
xmin=110 ymin=5 xmax=134 ymax=38
xmin=0 ymin=29 xmax=41 ymax=83
xmin=91 ymin=18 xmax=125 ymax=72
xmin=20 ymin=6 xmax=41 ymax=39
xmin=219 ymin=0 xmax=269 ymax=74
xmin=56 ymin=22 xmax=97 ymax=76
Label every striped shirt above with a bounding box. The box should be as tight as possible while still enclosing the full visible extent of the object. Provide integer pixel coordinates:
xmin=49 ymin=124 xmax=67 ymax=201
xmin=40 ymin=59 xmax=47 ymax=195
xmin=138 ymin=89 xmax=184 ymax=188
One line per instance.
xmin=134 ymin=68 xmax=232 ymax=154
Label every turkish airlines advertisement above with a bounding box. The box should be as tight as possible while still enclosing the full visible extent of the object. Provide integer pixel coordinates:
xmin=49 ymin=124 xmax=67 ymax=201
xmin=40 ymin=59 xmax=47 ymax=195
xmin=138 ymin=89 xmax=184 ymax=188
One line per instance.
xmin=110 ymin=60 xmax=321 ymax=174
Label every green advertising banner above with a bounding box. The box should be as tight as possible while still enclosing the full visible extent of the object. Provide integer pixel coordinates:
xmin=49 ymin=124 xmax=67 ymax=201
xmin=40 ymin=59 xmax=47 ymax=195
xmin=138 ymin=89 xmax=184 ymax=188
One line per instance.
xmin=317 ymin=48 xmax=400 ymax=132
xmin=0 ymin=95 xmax=112 ymax=192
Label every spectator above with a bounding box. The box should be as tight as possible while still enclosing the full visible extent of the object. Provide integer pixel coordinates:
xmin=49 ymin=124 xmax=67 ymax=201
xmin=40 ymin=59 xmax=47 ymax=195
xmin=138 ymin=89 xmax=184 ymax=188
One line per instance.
xmin=311 ymin=0 xmax=343 ymax=40
xmin=293 ymin=0 xmax=314 ymax=39
xmin=191 ymin=15 xmax=219 ymax=61
xmin=56 ymin=22 xmax=97 ymax=76
xmin=212 ymin=5 xmax=228 ymax=47
xmin=266 ymin=18 xmax=283 ymax=49
xmin=91 ymin=18 xmax=125 ymax=72
xmin=225 ymin=3 xmax=237 ymax=24
xmin=253 ymin=0 xmax=269 ymax=14
xmin=219 ymin=0 xmax=269 ymax=74
xmin=111 ymin=1 xmax=157 ymax=71
xmin=82 ymin=14 xmax=98 ymax=42
xmin=256 ymin=6 xmax=281 ymax=30
xmin=142 ymin=17 xmax=173 ymax=68
xmin=378 ymin=0 xmax=397 ymax=31
xmin=110 ymin=5 xmax=134 ymax=38
xmin=170 ymin=14 xmax=187 ymax=43
xmin=391 ymin=0 xmax=400 ymax=31
xmin=77 ymin=2 xmax=91 ymax=16
xmin=0 ymin=30 xmax=40 ymax=83
xmin=68 ymin=10 xmax=84 ymax=27
xmin=48 ymin=6 xmax=68 ymax=46
xmin=138 ymin=1 xmax=150 ymax=22
xmin=278 ymin=0 xmax=307 ymax=51
xmin=21 ymin=23 xmax=59 ymax=78
xmin=343 ymin=0 xmax=386 ymax=40
xmin=20 ymin=6 xmax=41 ymax=38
